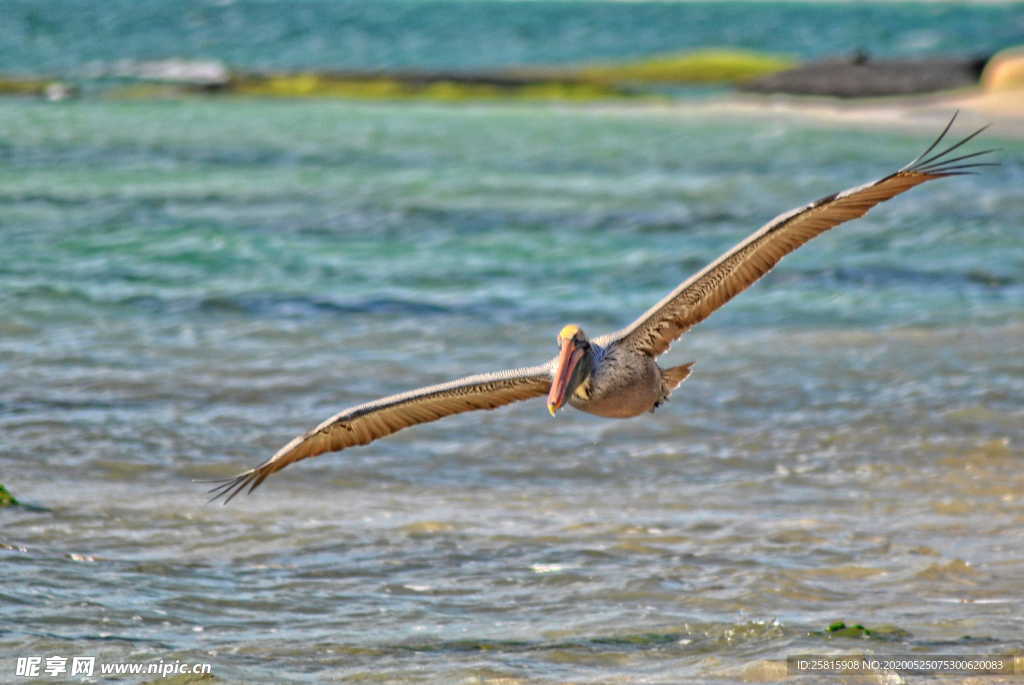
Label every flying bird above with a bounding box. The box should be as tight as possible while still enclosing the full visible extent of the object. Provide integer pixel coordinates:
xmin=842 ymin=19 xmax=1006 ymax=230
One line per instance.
xmin=209 ymin=114 xmax=992 ymax=503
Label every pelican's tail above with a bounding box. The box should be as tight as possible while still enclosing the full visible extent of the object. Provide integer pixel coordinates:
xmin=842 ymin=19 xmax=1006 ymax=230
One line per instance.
xmin=663 ymin=362 xmax=695 ymax=391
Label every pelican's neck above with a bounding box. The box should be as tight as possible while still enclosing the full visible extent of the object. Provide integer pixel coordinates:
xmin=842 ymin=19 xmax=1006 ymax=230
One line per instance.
xmin=575 ymin=339 xmax=605 ymax=385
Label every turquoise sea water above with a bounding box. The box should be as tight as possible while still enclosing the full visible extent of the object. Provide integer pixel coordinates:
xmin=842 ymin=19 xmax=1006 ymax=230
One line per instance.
xmin=3 ymin=0 xmax=1023 ymax=77
xmin=2 ymin=98 xmax=1023 ymax=683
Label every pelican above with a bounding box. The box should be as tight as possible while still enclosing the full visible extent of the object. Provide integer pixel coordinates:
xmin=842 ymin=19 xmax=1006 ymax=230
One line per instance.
xmin=209 ymin=114 xmax=992 ymax=503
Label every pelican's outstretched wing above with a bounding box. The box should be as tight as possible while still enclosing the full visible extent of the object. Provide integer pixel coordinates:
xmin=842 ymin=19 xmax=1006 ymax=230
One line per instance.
xmin=209 ymin=364 xmax=551 ymax=503
xmin=604 ymin=114 xmax=994 ymax=357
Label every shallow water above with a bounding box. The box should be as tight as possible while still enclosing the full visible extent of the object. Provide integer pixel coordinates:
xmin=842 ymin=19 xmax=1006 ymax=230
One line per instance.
xmin=2 ymin=100 xmax=1023 ymax=683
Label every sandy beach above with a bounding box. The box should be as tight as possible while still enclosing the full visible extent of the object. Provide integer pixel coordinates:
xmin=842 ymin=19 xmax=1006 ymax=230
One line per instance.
xmin=575 ymin=85 xmax=1023 ymax=141
xmin=716 ymin=88 xmax=1024 ymax=139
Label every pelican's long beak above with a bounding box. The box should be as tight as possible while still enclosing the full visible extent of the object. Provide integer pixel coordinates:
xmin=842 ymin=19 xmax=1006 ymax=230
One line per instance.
xmin=547 ymin=336 xmax=586 ymax=416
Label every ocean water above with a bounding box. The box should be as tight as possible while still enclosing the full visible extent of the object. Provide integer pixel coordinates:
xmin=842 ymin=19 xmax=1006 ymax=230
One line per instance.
xmin=2 ymin=0 xmax=1024 ymax=78
xmin=2 ymin=98 xmax=1023 ymax=683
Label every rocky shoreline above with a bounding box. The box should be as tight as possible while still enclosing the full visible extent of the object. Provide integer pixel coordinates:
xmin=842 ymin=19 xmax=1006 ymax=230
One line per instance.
xmin=0 ymin=49 xmax=793 ymax=101
xmin=738 ymin=53 xmax=988 ymax=98
xmin=2 ymin=48 xmax=1020 ymax=118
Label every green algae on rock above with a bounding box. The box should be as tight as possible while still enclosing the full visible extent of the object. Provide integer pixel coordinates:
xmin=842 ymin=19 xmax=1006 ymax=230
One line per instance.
xmin=169 ymin=49 xmax=791 ymax=102
xmin=819 ymin=621 xmax=911 ymax=640
xmin=0 ymin=484 xmax=20 ymax=507
xmin=228 ymin=72 xmax=628 ymax=101
xmin=576 ymin=49 xmax=794 ymax=84
xmin=0 ymin=78 xmax=75 ymax=100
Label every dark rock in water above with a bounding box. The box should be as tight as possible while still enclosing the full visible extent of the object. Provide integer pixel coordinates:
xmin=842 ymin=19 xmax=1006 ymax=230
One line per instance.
xmin=739 ymin=53 xmax=989 ymax=98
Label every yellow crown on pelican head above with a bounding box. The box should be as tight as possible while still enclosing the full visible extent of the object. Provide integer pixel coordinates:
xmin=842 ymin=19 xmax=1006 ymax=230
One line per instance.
xmin=558 ymin=323 xmax=582 ymax=342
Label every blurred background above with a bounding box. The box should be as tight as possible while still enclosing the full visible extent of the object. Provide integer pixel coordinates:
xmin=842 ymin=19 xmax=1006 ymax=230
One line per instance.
xmin=2 ymin=2 xmax=1023 ymax=683
xmin=0 ymin=0 xmax=1022 ymax=73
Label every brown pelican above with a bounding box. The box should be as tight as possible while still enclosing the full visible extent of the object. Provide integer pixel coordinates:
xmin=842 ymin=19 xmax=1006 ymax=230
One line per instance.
xmin=209 ymin=114 xmax=992 ymax=503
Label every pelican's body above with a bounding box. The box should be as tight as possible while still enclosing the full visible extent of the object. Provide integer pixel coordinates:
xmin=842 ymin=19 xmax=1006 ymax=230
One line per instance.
xmin=572 ymin=343 xmax=664 ymax=418
xmin=552 ymin=332 xmax=692 ymax=418
xmin=209 ymin=115 xmax=992 ymax=504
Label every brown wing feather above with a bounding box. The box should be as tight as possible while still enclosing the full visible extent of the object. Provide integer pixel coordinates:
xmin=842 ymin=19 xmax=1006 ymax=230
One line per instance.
xmin=208 ymin=364 xmax=551 ymax=503
xmin=605 ymin=115 xmax=993 ymax=357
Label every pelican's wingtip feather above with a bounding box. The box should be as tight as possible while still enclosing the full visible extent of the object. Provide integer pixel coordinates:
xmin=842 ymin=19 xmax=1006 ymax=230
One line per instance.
xmin=203 ymin=468 xmax=264 ymax=505
xmin=903 ymin=118 xmax=996 ymax=177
